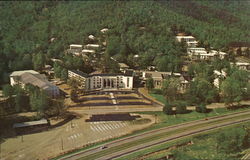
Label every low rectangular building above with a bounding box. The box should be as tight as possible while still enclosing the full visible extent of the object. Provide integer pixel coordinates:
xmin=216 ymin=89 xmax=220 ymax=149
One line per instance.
xmin=187 ymin=48 xmax=227 ymax=60
xmin=176 ymin=35 xmax=196 ymax=43
xmin=231 ymin=62 xmax=250 ymax=71
xmin=10 ymin=70 xmax=60 ymax=98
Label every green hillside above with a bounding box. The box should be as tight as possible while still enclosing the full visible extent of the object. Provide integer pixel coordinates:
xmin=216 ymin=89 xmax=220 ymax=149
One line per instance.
xmin=0 ymin=1 xmax=249 ymax=83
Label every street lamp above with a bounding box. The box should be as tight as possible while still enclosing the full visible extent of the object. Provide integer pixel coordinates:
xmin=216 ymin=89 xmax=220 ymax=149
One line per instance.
xmin=154 ymin=114 xmax=157 ymax=124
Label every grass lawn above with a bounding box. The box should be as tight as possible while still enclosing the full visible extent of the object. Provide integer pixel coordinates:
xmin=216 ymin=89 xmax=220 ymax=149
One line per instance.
xmin=150 ymin=93 xmax=166 ymax=104
xmin=137 ymin=106 xmax=250 ymax=131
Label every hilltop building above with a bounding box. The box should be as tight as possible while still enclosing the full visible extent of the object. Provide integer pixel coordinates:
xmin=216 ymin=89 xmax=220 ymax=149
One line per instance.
xmin=228 ymin=42 xmax=250 ymax=56
xmin=231 ymin=62 xmax=250 ymax=71
xmin=176 ymin=35 xmax=198 ymax=47
xmin=187 ymin=48 xmax=227 ymax=60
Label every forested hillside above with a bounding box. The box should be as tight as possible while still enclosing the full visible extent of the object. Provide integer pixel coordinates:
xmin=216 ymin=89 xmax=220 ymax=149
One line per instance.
xmin=0 ymin=1 xmax=249 ymax=84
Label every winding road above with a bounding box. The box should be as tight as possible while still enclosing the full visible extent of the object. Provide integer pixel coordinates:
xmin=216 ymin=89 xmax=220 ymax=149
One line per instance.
xmin=57 ymin=110 xmax=250 ymax=160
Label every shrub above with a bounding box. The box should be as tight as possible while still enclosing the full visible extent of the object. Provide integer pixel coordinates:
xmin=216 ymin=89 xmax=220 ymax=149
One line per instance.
xmin=163 ymin=102 xmax=174 ymax=115
xmin=195 ymin=104 xmax=207 ymax=113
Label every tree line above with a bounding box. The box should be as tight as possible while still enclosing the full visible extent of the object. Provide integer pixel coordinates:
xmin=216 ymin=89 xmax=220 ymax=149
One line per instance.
xmin=146 ymin=60 xmax=250 ymax=114
xmin=0 ymin=84 xmax=64 ymax=118
xmin=0 ymin=1 xmax=249 ymax=84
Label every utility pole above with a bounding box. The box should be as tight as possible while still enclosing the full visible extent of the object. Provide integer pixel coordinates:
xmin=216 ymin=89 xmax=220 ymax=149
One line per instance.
xmin=71 ymin=119 xmax=73 ymax=128
xmin=61 ymin=137 xmax=64 ymax=150
xmin=155 ymin=114 xmax=157 ymax=124
xmin=0 ymin=135 xmax=1 ymax=159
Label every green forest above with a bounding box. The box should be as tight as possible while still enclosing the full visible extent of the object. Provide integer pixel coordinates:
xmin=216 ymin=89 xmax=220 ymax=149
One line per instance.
xmin=0 ymin=1 xmax=249 ymax=84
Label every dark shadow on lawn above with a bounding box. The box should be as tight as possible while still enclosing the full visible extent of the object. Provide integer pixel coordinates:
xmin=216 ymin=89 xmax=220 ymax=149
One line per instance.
xmin=227 ymin=104 xmax=250 ymax=110
xmin=116 ymin=96 xmax=140 ymax=100
xmin=81 ymin=102 xmax=151 ymax=106
xmin=196 ymin=108 xmax=213 ymax=114
xmin=78 ymin=97 xmax=111 ymax=102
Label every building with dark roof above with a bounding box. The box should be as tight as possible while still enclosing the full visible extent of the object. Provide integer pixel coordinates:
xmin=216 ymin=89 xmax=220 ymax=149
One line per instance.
xmin=228 ymin=42 xmax=250 ymax=56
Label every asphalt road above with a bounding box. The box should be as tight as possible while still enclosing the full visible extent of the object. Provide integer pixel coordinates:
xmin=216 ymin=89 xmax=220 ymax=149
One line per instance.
xmin=58 ymin=110 xmax=250 ymax=160
xmin=68 ymin=105 xmax=163 ymax=114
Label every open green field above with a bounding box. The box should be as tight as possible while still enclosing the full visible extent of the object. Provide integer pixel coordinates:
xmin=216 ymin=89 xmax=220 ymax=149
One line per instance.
xmin=138 ymin=106 xmax=250 ymax=131
xmin=150 ymin=93 xmax=166 ymax=104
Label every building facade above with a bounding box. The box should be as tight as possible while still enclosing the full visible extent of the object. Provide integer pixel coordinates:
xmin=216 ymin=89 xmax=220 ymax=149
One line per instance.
xmin=68 ymin=70 xmax=133 ymax=91
xmin=68 ymin=70 xmax=88 ymax=89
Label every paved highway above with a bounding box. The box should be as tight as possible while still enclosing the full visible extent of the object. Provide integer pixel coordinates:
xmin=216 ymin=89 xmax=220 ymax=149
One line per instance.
xmin=58 ymin=110 xmax=250 ymax=160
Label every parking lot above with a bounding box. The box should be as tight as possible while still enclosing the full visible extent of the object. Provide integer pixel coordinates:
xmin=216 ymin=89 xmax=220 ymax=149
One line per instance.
xmin=0 ymin=113 xmax=154 ymax=160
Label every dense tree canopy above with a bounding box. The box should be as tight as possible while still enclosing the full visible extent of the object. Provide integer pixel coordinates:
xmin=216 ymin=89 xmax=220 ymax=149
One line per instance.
xmin=0 ymin=1 xmax=249 ymax=84
xmin=221 ymin=69 xmax=249 ymax=107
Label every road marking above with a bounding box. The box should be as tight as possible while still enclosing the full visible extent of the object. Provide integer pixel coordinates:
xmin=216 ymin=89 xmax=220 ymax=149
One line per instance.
xmin=101 ymin=124 xmax=109 ymax=131
xmin=96 ymin=125 xmax=104 ymax=132
xmin=92 ymin=125 xmax=99 ymax=132
xmin=90 ymin=126 xmax=97 ymax=132
xmin=90 ymin=125 xmax=96 ymax=132
xmin=121 ymin=122 xmax=127 ymax=127
xmin=113 ymin=122 xmax=120 ymax=129
xmin=98 ymin=124 xmax=106 ymax=132
xmin=105 ymin=123 xmax=113 ymax=130
xmin=108 ymin=122 xmax=115 ymax=129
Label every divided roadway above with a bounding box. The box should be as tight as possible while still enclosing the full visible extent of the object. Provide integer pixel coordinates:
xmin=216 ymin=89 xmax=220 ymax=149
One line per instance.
xmin=58 ymin=110 xmax=250 ymax=160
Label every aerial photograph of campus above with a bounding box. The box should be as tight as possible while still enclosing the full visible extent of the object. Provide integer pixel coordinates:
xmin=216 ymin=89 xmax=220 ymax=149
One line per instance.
xmin=0 ymin=1 xmax=249 ymax=160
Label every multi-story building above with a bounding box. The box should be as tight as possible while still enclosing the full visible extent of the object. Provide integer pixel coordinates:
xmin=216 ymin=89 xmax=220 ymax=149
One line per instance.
xmin=68 ymin=70 xmax=133 ymax=91
xmin=68 ymin=70 xmax=89 ymax=89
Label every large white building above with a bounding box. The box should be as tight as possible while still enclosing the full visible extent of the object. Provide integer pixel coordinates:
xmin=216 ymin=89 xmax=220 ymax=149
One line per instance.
xmin=10 ymin=70 xmax=60 ymax=98
xmin=68 ymin=70 xmax=133 ymax=91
